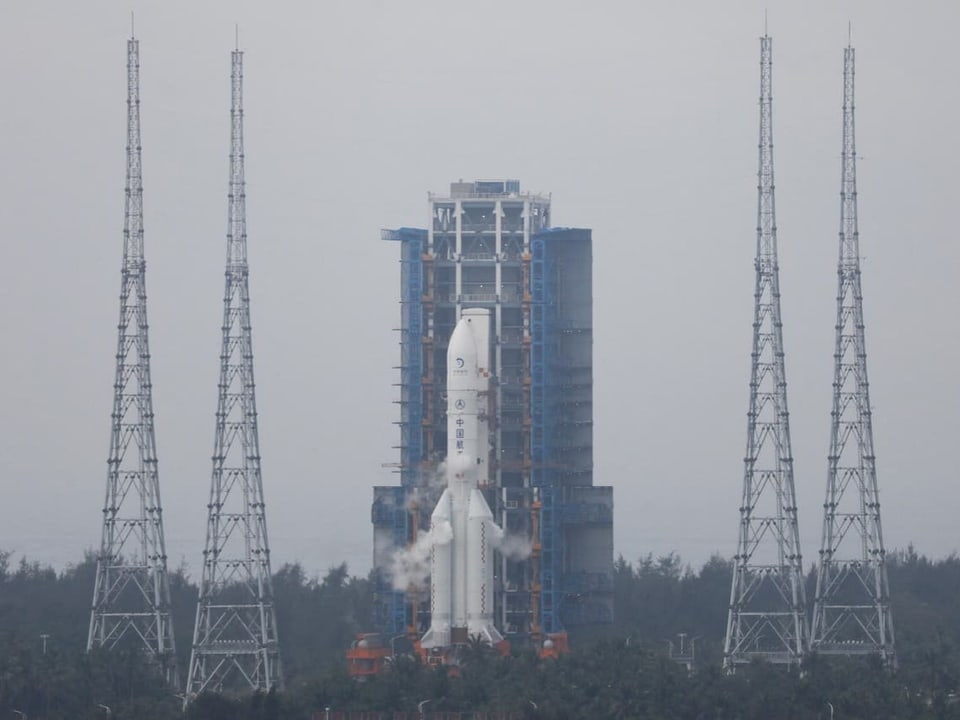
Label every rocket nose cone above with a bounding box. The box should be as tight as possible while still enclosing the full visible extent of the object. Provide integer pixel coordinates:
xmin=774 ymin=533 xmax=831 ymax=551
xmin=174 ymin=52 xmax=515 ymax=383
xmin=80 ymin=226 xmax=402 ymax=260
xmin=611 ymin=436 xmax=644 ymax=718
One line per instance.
xmin=447 ymin=318 xmax=478 ymax=375
xmin=430 ymin=488 xmax=452 ymax=522
xmin=467 ymin=489 xmax=495 ymax=520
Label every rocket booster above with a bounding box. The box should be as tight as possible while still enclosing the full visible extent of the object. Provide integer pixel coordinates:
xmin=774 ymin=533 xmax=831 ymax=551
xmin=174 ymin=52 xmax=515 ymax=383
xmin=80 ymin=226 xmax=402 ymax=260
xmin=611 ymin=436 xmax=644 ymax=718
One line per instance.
xmin=421 ymin=309 xmax=504 ymax=649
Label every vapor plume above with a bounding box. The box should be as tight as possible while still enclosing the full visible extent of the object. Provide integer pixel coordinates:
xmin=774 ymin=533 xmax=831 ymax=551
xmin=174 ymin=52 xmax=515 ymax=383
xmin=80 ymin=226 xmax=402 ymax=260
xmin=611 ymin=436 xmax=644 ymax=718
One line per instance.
xmin=492 ymin=529 xmax=533 ymax=561
xmin=390 ymin=519 xmax=452 ymax=591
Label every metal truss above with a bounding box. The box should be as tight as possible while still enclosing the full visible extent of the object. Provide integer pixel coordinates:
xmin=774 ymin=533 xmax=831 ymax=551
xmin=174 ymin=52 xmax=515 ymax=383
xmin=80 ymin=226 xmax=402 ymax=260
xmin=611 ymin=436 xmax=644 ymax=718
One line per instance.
xmin=810 ymin=46 xmax=895 ymax=667
xmin=186 ymin=49 xmax=283 ymax=698
xmin=724 ymin=35 xmax=808 ymax=670
xmin=88 ymin=36 xmax=178 ymax=686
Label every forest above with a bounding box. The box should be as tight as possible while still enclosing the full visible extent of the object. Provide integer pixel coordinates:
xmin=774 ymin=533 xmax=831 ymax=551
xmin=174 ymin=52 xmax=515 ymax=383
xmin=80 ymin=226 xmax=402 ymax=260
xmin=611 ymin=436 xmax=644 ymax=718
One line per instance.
xmin=0 ymin=548 xmax=958 ymax=719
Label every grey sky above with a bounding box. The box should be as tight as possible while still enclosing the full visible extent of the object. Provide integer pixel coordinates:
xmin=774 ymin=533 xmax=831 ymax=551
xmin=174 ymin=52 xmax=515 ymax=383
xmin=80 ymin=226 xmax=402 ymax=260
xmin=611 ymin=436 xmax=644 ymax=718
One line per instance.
xmin=0 ymin=1 xmax=957 ymax=580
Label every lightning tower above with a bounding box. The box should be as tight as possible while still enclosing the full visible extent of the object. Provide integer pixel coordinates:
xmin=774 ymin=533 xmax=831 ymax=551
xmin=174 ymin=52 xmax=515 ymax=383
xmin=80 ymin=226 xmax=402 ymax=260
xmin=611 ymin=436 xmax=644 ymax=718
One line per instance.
xmin=724 ymin=35 xmax=808 ymax=670
xmin=88 ymin=34 xmax=178 ymax=684
xmin=187 ymin=47 xmax=283 ymax=697
xmin=810 ymin=44 xmax=895 ymax=666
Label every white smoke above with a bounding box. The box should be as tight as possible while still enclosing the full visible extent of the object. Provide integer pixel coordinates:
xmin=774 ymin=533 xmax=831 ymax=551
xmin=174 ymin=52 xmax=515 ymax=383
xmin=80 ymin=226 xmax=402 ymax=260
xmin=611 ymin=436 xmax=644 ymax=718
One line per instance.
xmin=405 ymin=461 xmax=448 ymax=510
xmin=432 ymin=519 xmax=453 ymax=546
xmin=390 ymin=520 xmax=452 ymax=591
xmin=492 ymin=529 xmax=533 ymax=561
xmin=427 ymin=460 xmax=448 ymax=491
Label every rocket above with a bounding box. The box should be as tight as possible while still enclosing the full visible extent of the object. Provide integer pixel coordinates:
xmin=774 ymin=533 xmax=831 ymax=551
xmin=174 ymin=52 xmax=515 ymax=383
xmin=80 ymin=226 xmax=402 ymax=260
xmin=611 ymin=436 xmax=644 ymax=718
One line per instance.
xmin=421 ymin=308 xmax=504 ymax=649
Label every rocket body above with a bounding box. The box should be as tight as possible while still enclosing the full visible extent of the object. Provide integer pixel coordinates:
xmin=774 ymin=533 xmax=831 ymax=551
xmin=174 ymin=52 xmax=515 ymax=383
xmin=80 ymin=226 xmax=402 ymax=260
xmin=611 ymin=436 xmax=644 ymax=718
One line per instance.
xmin=421 ymin=309 xmax=503 ymax=649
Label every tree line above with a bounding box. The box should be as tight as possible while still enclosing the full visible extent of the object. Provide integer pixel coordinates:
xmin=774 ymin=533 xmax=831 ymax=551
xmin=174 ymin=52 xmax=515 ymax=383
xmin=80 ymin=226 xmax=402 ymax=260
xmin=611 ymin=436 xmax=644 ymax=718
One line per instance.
xmin=0 ymin=548 xmax=958 ymax=718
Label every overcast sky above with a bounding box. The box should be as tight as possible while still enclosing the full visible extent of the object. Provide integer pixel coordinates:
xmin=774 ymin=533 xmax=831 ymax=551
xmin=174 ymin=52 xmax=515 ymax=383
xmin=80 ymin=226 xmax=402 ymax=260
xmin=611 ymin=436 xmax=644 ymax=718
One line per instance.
xmin=0 ymin=1 xmax=957 ymax=581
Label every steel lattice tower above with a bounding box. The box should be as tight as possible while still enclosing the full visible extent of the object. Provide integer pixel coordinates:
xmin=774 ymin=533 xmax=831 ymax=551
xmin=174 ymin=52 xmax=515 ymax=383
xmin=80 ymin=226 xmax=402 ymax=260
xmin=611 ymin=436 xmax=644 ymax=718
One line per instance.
xmin=810 ymin=45 xmax=895 ymax=666
xmin=186 ymin=48 xmax=283 ymax=697
xmin=88 ymin=35 xmax=178 ymax=685
xmin=723 ymin=35 xmax=808 ymax=670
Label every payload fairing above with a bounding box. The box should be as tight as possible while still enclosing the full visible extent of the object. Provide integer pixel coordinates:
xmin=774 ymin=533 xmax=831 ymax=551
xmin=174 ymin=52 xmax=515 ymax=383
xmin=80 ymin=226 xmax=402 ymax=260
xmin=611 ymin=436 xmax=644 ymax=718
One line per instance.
xmin=421 ymin=309 xmax=504 ymax=649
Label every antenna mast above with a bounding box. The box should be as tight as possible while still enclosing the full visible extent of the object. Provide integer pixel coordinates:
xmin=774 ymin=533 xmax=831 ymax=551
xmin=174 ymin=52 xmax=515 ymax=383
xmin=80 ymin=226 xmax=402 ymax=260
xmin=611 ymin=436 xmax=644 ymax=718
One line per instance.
xmin=723 ymin=35 xmax=808 ymax=670
xmin=88 ymin=34 xmax=178 ymax=685
xmin=186 ymin=48 xmax=283 ymax=697
xmin=810 ymin=44 xmax=896 ymax=667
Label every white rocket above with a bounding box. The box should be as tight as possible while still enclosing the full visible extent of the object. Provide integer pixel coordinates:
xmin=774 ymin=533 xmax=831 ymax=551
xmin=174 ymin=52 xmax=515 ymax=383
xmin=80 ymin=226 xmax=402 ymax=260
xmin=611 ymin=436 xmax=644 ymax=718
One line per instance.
xmin=421 ymin=308 xmax=504 ymax=649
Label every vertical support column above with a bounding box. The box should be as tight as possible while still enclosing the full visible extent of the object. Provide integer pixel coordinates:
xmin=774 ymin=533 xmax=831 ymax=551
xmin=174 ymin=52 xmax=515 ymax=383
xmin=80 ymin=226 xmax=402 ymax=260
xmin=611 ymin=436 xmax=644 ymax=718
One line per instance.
xmin=455 ymin=200 xmax=463 ymax=318
xmin=376 ymin=228 xmax=427 ymax=637
xmin=530 ymin=496 xmax=542 ymax=644
xmin=522 ymin=201 xmax=530 ymax=253
xmin=494 ymin=199 xmax=504 ymax=491
xmin=521 ymin=200 xmax=533 ymax=486
xmin=531 ymin=233 xmax=560 ymax=635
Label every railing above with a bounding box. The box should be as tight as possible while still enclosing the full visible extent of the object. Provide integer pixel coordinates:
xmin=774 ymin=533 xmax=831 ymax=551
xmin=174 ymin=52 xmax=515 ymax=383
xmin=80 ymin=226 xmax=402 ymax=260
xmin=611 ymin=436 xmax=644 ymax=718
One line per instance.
xmin=498 ymin=371 xmax=526 ymax=386
xmin=498 ymin=396 xmax=525 ymax=409
xmin=461 ymin=223 xmax=496 ymax=233
xmin=313 ymin=712 xmax=525 ymax=720
xmin=423 ymin=288 xmax=526 ymax=305
xmin=429 ymin=190 xmax=550 ymax=201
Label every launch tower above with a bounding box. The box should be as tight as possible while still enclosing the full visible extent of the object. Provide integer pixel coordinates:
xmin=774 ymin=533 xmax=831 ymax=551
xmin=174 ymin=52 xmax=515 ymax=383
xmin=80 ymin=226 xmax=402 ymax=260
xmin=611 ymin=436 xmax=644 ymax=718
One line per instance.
xmin=374 ymin=181 xmax=613 ymax=651
xmin=186 ymin=48 xmax=283 ymax=697
xmin=88 ymin=34 xmax=178 ymax=685
xmin=723 ymin=36 xmax=808 ymax=670
xmin=810 ymin=45 xmax=895 ymax=666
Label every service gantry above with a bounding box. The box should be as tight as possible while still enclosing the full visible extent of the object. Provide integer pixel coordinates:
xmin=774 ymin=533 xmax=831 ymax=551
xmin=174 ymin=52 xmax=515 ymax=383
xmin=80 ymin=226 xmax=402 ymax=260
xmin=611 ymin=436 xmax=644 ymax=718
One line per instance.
xmin=88 ymin=34 xmax=178 ymax=685
xmin=186 ymin=48 xmax=283 ymax=698
xmin=810 ymin=44 xmax=896 ymax=666
xmin=723 ymin=35 xmax=808 ymax=670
